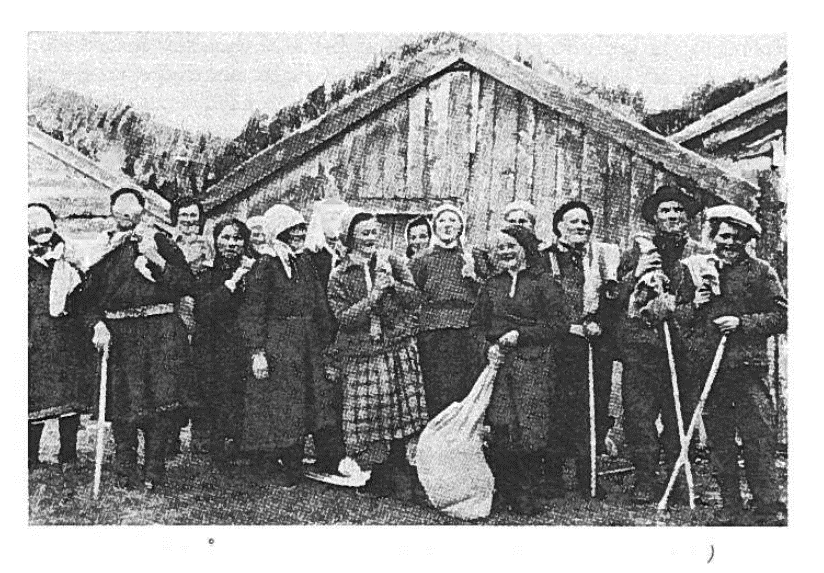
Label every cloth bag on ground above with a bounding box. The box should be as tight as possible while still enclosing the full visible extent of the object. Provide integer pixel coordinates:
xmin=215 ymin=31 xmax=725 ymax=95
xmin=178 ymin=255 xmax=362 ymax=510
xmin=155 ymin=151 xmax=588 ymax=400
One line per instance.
xmin=415 ymin=346 xmax=503 ymax=520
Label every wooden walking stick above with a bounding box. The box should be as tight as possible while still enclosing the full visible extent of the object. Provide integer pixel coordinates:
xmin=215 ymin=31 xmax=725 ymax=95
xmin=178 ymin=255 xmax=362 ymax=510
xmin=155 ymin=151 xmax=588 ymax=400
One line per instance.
xmin=663 ymin=321 xmax=696 ymax=510
xmin=658 ymin=335 xmax=727 ymax=512
xmin=93 ymin=344 xmax=110 ymax=500
xmin=588 ymin=343 xmax=597 ymax=498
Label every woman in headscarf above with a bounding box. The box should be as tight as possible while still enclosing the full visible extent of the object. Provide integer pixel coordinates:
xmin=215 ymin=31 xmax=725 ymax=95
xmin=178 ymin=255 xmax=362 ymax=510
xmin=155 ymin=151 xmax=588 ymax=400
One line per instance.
xmin=303 ymin=197 xmax=350 ymax=290
xmin=191 ymin=218 xmax=255 ymax=464
xmin=28 ymin=203 xmax=88 ymax=468
xmin=469 ymin=225 xmax=566 ymax=515
xmin=327 ymin=209 xmax=428 ymax=499
xmin=239 ymin=205 xmax=336 ymax=486
xmin=245 ymin=215 xmax=268 ymax=257
xmin=409 ymin=203 xmax=487 ymax=418
xmin=404 ymin=215 xmax=432 ymax=260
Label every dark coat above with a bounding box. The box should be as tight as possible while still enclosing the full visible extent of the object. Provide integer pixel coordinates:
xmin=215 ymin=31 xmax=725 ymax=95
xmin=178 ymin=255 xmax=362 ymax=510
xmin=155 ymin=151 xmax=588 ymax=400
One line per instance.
xmin=79 ymin=231 xmax=195 ymax=422
xmin=28 ymin=255 xmax=89 ymax=420
xmin=191 ymin=258 xmax=249 ymax=417
xmin=675 ymin=254 xmax=787 ymax=372
xmin=238 ymin=254 xmax=336 ymax=451
xmin=470 ymin=265 xmax=566 ymax=452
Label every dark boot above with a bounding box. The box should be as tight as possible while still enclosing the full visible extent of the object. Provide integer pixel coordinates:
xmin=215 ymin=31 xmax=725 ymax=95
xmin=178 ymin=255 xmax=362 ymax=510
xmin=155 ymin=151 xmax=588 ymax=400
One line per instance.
xmin=272 ymin=444 xmax=303 ymax=488
xmin=742 ymin=437 xmax=780 ymax=512
xmin=112 ymin=422 xmax=142 ymax=490
xmin=361 ymin=459 xmax=394 ymax=498
xmin=575 ymin=456 xmax=606 ymax=500
xmin=143 ymin=419 xmax=172 ymax=491
xmin=541 ymin=455 xmax=566 ymax=500
xmin=28 ymin=422 xmax=44 ymax=469
xmin=630 ymin=453 xmax=659 ymax=504
xmin=312 ymin=426 xmax=346 ymax=475
xmin=511 ymin=454 xmax=540 ymax=516
xmin=57 ymin=415 xmax=80 ymax=465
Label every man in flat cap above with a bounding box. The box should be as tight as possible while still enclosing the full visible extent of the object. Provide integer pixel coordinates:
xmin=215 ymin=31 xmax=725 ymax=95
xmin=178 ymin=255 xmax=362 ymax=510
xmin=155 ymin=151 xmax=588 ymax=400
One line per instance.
xmin=676 ymin=205 xmax=786 ymax=525
xmin=617 ymin=185 xmax=705 ymax=504
xmin=79 ymin=187 xmax=195 ymax=491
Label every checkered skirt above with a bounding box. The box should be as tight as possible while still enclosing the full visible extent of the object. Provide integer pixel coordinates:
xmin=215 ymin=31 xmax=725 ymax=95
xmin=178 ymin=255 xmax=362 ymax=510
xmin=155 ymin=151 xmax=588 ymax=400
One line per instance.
xmin=340 ymin=338 xmax=428 ymax=464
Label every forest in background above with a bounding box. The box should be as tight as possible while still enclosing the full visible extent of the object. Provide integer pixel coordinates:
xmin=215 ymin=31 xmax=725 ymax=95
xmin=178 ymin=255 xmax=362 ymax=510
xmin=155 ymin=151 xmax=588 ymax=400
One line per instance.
xmin=28 ymin=33 xmax=786 ymax=204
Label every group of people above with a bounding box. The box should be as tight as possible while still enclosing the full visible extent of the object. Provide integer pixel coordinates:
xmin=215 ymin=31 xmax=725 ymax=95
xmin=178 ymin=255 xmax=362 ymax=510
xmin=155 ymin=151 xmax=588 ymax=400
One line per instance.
xmin=28 ymin=182 xmax=787 ymax=525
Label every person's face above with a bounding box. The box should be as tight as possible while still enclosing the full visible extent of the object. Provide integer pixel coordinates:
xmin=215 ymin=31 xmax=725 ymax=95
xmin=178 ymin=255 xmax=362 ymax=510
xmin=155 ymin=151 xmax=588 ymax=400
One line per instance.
xmin=493 ymin=234 xmax=524 ymax=271
xmin=111 ymin=194 xmax=144 ymax=231
xmin=558 ymin=208 xmax=592 ymax=246
xmin=655 ymin=200 xmax=688 ymax=235
xmin=177 ymin=204 xmax=201 ymax=236
xmin=407 ymin=223 xmax=431 ymax=255
xmin=505 ymin=209 xmax=534 ymax=232
xmin=216 ymin=224 xmax=245 ymax=260
xmin=28 ymin=208 xmax=55 ymax=244
xmin=283 ymin=224 xmax=307 ymax=253
xmin=712 ymin=221 xmax=748 ymax=264
xmin=352 ymin=218 xmax=379 ymax=257
xmin=434 ymin=211 xmax=462 ymax=244
xmin=249 ymin=225 xmax=267 ymax=248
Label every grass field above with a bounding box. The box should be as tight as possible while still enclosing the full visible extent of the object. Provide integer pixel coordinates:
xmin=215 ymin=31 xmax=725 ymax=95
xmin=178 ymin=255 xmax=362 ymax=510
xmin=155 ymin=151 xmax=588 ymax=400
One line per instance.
xmin=29 ymin=416 xmax=787 ymax=526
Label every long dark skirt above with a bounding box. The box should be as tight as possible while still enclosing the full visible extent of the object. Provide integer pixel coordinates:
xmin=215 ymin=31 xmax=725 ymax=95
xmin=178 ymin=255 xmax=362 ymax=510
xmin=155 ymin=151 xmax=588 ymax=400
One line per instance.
xmin=547 ymin=334 xmax=591 ymax=460
xmin=417 ymin=328 xmax=485 ymax=418
xmin=242 ymin=317 xmax=336 ymax=452
xmin=106 ymin=313 xmax=189 ymax=425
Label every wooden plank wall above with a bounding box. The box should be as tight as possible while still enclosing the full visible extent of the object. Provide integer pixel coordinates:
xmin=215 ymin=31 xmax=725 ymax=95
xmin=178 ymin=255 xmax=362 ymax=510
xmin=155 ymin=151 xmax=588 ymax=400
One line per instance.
xmin=215 ymin=69 xmax=703 ymax=252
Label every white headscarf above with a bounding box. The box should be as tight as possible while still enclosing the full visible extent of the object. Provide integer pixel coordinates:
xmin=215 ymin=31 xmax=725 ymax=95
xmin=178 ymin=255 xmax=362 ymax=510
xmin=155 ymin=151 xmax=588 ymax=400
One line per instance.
xmin=305 ymin=197 xmax=350 ymax=255
xmin=260 ymin=204 xmax=306 ymax=278
xmin=431 ymin=203 xmax=479 ymax=282
xmin=28 ymin=205 xmax=81 ymax=317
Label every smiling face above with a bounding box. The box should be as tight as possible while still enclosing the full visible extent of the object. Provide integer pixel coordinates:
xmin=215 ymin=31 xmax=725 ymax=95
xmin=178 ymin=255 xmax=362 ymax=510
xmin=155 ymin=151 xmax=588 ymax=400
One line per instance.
xmin=216 ymin=223 xmax=245 ymax=260
xmin=351 ymin=217 xmax=380 ymax=257
xmin=407 ymin=222 xmax=431 ymax=256
xmin=177 ymin=204 xmax=202 ymax=236
xmin=504 ymin=209 xmax=534 ymax=232
xmin=28 ymin=207 xmax=55 ymax=245
xmin=249 ymin=224 xmax=267 ymax=248
xmin=655 ymin=200 xmax=688 ymax=236
xmin=557 ymin=208 xmax=592 ymax=247
xmin=491 ymin=232 xmax=525 ymax=272
xmin=712 ymin=221 xmax=748 ymax=265
xmin=282 ymin=223 xmax=307 ymax=253
xmin=433 ymin=210 xmax=462 ymax=245
xmin=111 ymin=193 xmax=144 ymax=232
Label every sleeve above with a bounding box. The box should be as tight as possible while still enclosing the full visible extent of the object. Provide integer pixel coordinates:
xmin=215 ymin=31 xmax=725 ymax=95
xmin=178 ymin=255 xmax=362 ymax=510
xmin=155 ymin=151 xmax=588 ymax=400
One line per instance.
xmin=615 ymin=245 xmax=640 ymax=319
xmin=237 ymin=259 xmax=271 ymax=354
xmin=153 ymin=233 xmax=196 ymax=297
xmin=305 ymin=260 xmax=334 ymax=347
xmin=517 ymin=276 xmax=567 ymax=345
xmin=468 ymin=282 xmax=495 ymax=343
xmin=388 ymin=253 xmax=420 ymax=311
xmin=738 ymin=263 xmax=787 ymax=337
xmin=327 ymin=268 xmax=373 ymax=331
xmin=673 ymin=262 xmax=702 ymax=329
xmin=409 ymin=252 xmax=427 ymax=289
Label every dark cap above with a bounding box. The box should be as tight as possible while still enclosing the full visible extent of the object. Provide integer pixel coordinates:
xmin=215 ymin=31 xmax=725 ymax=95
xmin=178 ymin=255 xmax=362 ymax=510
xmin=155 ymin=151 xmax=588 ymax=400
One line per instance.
xmin=641 ymin=185 xmax=701 ymax=224
xmin=552 ymin=200 xmax=594 ymax=237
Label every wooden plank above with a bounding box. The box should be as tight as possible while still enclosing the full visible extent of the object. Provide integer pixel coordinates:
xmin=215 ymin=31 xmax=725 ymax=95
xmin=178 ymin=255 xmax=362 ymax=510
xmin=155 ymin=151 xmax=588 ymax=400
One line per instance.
xmin=344 ymin=122 xmax=369 ymax=202
xmin=488 ymin=81 xmax=519 ymax=229
xmin=555 ymin=117 xmax=585 ymax=203
xmin=358 ymin=100 xmax=408 ymax=200
xmin=514 ymin=95 xmax=536 ymax=201
xmin=531 ymin=105 xmax=559 ymax=243
xmin=627 ymin=155 xmax=655 ymax=242
xmin=405 ymin=87 xmax=428 ymax=200
xmin=447 ymin=70 xmax=472 ymax=202
xmin=605 ymin=142 xmax=633 ymax=246
xmin=579 ymin=130 xmax=610 ymax=241
xmin=469 ymin=70 xmax=481 ymax=154
xmin=426 ymin=73 xmax=452 ymax=198
xmin=457 ymin=46 xmax=757 ymax=205
xmin=464 ymin=73 xmax=497 ymax=246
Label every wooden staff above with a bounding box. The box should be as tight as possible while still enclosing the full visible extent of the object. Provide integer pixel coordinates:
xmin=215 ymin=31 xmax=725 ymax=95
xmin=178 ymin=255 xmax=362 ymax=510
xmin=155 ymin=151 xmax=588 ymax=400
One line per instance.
xmin=658 ymin=335 xmax=727 ymax=512
xmin=93 ymin=345 xmax=110 ymax=500
xmin=588 ymin=343 xmax=597 ymax=498
xmin=663 ymin=321 xmax=695 ymax=510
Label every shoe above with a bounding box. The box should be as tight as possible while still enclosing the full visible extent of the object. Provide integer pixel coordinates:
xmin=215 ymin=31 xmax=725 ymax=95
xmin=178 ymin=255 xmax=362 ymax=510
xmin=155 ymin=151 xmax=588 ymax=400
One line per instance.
xmin=359 ymin=463 xmax=393 ymax=498
xmin=631 ymin=481 xmax=658 ymax=505
xmin=270 ymin=468 xmax=301 ymax=489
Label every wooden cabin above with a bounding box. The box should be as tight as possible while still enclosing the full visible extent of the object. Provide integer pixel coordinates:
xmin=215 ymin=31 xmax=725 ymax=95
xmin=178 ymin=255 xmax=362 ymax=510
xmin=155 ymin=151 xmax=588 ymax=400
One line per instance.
xmin=203 ymin=34 xmax=758 ymax=252
xmin=28 ymin=126 xmax=172 ymax=248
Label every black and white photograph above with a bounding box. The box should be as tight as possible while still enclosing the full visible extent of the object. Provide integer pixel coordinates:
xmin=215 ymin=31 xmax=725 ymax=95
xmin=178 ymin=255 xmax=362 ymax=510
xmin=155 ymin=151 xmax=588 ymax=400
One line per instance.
xmin=15 ymin=6 xmax=817 ymax=565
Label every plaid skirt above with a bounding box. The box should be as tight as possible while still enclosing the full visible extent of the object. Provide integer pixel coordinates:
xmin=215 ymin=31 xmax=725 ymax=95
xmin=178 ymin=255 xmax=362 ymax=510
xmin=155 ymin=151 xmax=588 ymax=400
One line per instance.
xmin=340 ymin=338 xmax=428 ymax=465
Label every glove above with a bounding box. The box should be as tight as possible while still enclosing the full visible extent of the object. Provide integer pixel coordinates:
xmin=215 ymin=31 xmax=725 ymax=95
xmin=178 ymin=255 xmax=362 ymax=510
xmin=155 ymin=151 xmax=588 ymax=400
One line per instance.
xmin=640 ymin=293 xmax=675 ymax=323
xmin=252 ymin=351 xmax=269 ymax=380
xmin=92 ymin=321 xmax=111 ymax=351
xmin=584 ymin=321 xmax=602 ymax=338
xmin=487 ymin=344 xmax=505 ymax=366
xmin=569 ymin=324 xmax=586 ymax=338
xmin=497 ymin=330 xmax=519 ymax=347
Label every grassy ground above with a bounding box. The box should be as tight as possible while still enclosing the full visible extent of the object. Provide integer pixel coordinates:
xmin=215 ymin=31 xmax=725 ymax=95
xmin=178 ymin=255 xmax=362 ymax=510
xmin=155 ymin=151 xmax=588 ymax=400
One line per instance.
xmin=29 ymin=416 xmax=787 ymax=526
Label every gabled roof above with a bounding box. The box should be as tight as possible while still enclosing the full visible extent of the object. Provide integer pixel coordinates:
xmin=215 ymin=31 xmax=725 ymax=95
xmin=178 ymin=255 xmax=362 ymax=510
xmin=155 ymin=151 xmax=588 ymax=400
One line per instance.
xmin=28 ymin=127 xmax=171 ymax=227
xmin=670 ymin=76 xmax=787 ymax=146
xmin=204 ymin=33 xmax=758 ymax=214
